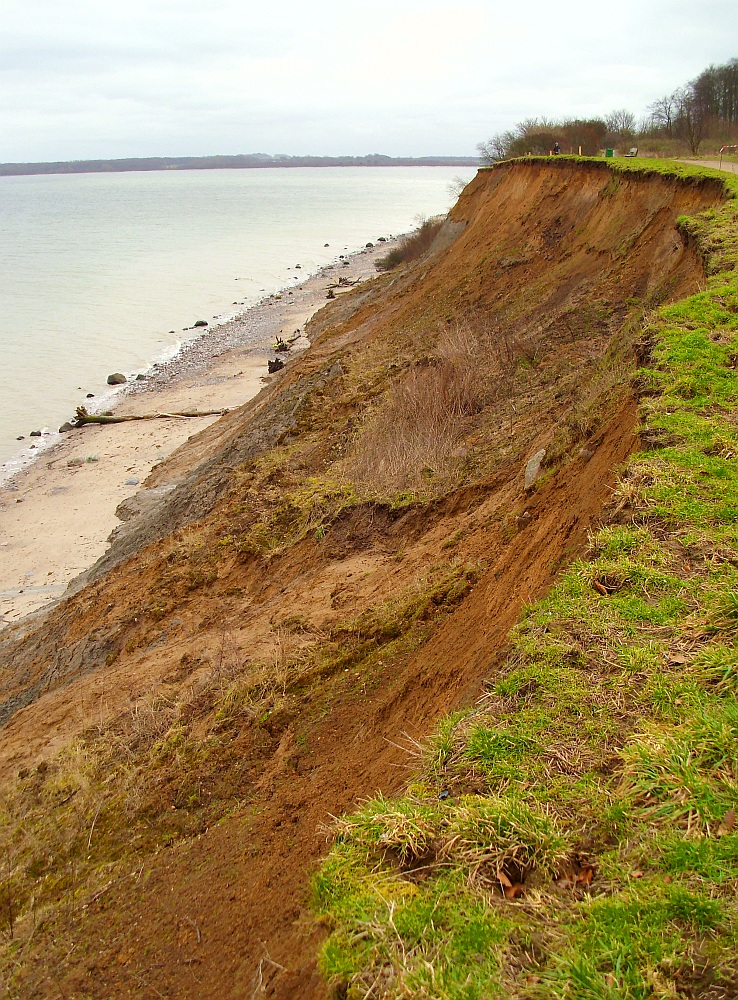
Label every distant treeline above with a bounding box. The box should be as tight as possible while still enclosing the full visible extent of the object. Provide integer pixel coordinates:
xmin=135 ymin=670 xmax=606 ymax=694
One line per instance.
xmin=479 ymin=56 xmax=738 ymax=160
xmin=0 ymin=153 xmax=479 ymax=178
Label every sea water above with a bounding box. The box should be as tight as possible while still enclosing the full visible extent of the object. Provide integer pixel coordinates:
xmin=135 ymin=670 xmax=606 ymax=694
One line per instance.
xmin=0 ymin=166 xmax=474 ymax=476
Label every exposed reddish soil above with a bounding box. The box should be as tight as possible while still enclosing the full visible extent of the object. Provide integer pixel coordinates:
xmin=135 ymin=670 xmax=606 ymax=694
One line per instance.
xmin=0 ymin=161 xmax=725 ymax=998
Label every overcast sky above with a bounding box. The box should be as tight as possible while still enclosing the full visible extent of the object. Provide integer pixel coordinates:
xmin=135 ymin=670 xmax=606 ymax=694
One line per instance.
xmin=1 ymin=0 xmax=734 ymax=162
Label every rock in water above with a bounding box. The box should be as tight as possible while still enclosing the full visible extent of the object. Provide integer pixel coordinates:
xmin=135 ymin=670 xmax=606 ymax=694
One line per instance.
xmin=193 ymin=319 xmax=208 ymax=328
xmin=107 ymin=373 xmax=127 ymax=385
xmin=524 ymin=448 xmax=546 ymax=489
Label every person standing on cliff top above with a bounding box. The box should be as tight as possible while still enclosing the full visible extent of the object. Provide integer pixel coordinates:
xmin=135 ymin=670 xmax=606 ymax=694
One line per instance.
xmin=553 ymin=141 xmax=560 ymax=155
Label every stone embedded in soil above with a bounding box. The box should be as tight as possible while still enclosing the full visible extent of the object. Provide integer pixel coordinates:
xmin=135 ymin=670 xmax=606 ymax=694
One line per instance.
xmin=525 ymin=448 xmax=546 ymax=489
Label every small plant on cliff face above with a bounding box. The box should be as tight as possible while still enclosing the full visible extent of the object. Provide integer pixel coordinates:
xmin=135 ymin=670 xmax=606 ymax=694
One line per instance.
xmin=374 ymin=216 xmax=444 ymax=272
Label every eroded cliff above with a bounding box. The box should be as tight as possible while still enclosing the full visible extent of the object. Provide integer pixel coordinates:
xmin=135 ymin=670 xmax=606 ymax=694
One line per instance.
xmin=0 ymin=160 xmax=729 ymax=998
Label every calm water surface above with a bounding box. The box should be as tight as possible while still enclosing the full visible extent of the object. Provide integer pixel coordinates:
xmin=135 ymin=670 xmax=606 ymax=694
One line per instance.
xmin=0 ymin=166 xmax=474 ymax=474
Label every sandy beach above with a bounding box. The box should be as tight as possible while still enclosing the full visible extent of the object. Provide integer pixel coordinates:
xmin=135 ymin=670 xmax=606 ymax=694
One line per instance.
xmin=0 ymin=241 xmax=395 ymax=627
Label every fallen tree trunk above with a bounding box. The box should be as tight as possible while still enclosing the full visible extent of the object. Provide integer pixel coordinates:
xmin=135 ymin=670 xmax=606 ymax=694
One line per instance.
xmin=73 ymin=406 xmax=229 ymax=426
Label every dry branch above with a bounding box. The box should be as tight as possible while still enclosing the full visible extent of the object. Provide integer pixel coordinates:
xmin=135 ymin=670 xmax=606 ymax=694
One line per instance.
xmin=73 ymin=406 xmax=229 ymax=426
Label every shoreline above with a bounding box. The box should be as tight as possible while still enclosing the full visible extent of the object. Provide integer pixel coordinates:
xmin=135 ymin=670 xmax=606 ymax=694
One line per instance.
xmin=0 ymin=239 xmax=390 ymax=483
xmin=0 ymin=239 xmax=397 ymax=627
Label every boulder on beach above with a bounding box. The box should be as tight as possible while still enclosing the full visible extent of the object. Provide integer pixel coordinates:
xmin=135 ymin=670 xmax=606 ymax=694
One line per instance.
xmin=30 ymin=430 xmax=41 ymax=437
xmin=107 ymin=373 xmax=127 ymax=385
xmin=59 ymin=422 xmax=75 ymax=433
xmin=193 ymin=320 xmax=208 ymax=328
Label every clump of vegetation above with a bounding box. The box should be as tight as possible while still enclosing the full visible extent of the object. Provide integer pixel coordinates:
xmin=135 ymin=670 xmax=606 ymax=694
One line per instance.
xmin=375 ymin=216 xmax=444 ymax=272
xmin=313 ymin=169 xmax=738 ymax=997
xmin=344 ymin=320 xmax=541 ymax=495
xmin=345 ymin=322 xmax=487 ymax=491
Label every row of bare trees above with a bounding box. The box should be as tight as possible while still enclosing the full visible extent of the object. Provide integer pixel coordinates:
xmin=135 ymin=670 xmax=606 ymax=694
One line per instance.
xmin=479 ymin=57 xmax=737 ymax=160
xmin=649 ymin=59 xmax=738 ymax=154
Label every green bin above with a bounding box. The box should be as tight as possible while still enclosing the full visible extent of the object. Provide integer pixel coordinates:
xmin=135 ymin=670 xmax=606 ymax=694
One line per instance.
xmin=605 ymin=148 xmax=614 ymax=158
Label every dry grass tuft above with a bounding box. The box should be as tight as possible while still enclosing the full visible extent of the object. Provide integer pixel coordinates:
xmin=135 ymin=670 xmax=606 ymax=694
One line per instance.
xmin=441 ymin=796 xmax=571 ymax=887
xmin=374 ymin=217 xmax=444 ymax=272
xmin=345 ymin=321 xmax=516 ymax=493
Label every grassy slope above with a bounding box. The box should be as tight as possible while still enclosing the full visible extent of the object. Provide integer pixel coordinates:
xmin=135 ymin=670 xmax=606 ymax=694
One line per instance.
xmin=313 ymin=162 xmax=738 ymax=999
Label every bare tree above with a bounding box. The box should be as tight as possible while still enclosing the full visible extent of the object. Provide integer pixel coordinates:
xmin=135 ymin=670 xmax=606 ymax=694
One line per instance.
xmin=647 ymin=94 xmax=676 ymax=137
xmin=605 ymin=109 xmax=637 ymax=145
xmin=477 ymin=132 xmax=514 ymax=162
xmin=673 ymin=87 xmax=706 ymax=155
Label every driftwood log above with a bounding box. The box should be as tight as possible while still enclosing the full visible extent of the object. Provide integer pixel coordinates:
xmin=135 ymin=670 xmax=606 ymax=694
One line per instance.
xmin=74 ymin=406 xmax=229 ymax=426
